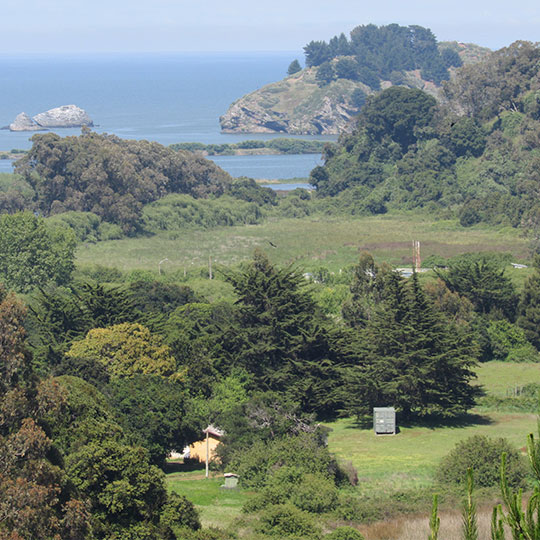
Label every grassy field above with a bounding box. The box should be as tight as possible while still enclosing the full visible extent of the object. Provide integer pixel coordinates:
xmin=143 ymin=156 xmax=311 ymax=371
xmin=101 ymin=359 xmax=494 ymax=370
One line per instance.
xmin=166 ymin=361 xmax=540 ymax=530
xmin=77 ymin=214 xmax=530 ymax=275
xmin=167 ymin=470 xmax=251 ymax=529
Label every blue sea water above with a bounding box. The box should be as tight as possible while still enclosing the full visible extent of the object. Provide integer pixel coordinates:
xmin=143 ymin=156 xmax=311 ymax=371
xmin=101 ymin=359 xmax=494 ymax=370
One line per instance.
xmin=0 ymin=52 xmax=335 ymax=179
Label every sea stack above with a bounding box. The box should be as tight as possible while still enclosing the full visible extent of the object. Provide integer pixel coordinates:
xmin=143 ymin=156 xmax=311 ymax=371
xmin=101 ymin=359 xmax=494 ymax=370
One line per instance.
xmin=32 ymin=105 xmax=93 ymax=128
xmin=9 ymin=112 xmax=44 ymax=132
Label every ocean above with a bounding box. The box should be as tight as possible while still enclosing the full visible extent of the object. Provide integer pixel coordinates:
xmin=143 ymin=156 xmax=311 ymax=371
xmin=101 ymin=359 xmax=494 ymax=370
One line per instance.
xmin=0 ymin=52 xmax=332 ymax=179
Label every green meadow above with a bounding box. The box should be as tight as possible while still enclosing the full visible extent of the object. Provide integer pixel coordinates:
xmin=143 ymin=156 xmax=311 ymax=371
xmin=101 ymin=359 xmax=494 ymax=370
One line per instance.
xmin=77 ymin=214 xmax=529 ymax=275
xmin=166 ymin=361 xmax=540 ymax=529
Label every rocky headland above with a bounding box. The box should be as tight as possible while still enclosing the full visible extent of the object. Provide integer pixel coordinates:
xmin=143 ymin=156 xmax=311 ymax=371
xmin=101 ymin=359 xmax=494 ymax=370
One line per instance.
xmin=7 ymin=105 xmax=93 ymax=132
xmin=220 ymin=42 xmax=491 ymax=135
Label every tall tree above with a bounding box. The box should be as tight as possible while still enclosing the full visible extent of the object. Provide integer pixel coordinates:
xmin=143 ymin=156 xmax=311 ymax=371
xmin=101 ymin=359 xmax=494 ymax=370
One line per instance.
xmin=345 ymin=272 xmax=479 ymax=421
xmin=518 ymin=255 xmax=540 ymax=348
xmin=0 ymin=212 xmax=76 ymax=293
xmin=221 ymin=251 xmax=348 ymax=415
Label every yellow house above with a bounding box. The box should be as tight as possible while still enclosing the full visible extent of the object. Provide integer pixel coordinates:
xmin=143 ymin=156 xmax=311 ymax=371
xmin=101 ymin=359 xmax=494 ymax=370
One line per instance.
xmin=189 ymin=425 xmax=224 ymax=465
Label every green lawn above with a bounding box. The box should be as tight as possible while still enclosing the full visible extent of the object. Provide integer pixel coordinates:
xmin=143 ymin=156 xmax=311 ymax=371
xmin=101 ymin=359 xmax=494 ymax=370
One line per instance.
xmin=324 ymin=411 xmax=536 ymax=490
xmin=167 ymin=470 xmax=252 ymax=529
xmin=77 ymin=214 xmax=529 ymax=275
xmin=475 ymin=361 xmax=540 ymax=397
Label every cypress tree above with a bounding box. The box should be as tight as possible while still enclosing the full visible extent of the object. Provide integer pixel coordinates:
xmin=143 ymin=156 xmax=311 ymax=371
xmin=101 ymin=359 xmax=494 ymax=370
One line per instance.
xmin=517 ymin=255 xmax=540 ymax=348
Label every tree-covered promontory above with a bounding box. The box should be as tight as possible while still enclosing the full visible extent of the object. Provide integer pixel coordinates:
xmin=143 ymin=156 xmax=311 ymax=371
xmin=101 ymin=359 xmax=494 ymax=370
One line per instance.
xmin=311 ymin=41 xmax=540 ymax=235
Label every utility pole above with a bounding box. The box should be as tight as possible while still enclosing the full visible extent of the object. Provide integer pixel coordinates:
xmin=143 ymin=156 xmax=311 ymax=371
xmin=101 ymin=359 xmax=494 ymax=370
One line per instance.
xmin=208 ymin=255 xmax=213 ymax=280
xmin=412 ymin=241 xmax=421 ymax=272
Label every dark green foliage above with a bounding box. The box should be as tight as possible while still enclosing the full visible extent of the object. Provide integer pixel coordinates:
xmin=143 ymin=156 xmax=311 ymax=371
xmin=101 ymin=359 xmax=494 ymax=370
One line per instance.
xmin=15 ymin=130 xmax=232 ymax=234
xmin=334 ymin=58 xmax=359 ymax=80
xmin=227 ymin=177 xmax=277 ymax=206
xmin=66 ymin=440 xmax=168 ymax=535
xmin=316 ymin=61 xmax=335 ymax=86
xmin=27 ymin=282 xmax=138 ymax=369
xmin=325 ymin=527 xmax=365 ymax=540
xmin=350 ymin=88 xmax=366 ymax=109
xmin=48 ymin=375 xmax=123 ymax=455
xmin=437 ymin=435 xmax=527 ymax=488
xmin=345 ymin=271 xmax=479 ymax=421
xmin=305 ymin=23 xmax=454 ymax=83
xmin=0 ymin=212 xmax=76 ymax=293
xmin=216 ymin=392 xmax=326 ymax=467
xmin=105 ymin=375 xmax=200 ymax=466
xmin=228 ymin=432 xmax=341 ymax=490
xmin=287 ymin=59 xmax=302 ymax=75
xmin=220 ymin=251 xmax=348 ymax=415
xmin=445 ymin=117 xmax=486 ymax=158
xmin=518 ymin=255 xmax=540 ymax=349
xmin=258 ymin=503 xmax=321 ymax=537
xmin=159 ymin=492 xmax=201 ymax=537
xmin=436 ymin=258 xmax=518 ymax=320
xmin=360 ymin=87 xmax=437 ymax=150
xmin=128 ymin=280 xmax=198 ymax=316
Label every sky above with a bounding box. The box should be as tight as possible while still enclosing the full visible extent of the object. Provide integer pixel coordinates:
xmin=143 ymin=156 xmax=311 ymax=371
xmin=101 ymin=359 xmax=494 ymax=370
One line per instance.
xmin=1 ymin=0 xmax=539 ymax=54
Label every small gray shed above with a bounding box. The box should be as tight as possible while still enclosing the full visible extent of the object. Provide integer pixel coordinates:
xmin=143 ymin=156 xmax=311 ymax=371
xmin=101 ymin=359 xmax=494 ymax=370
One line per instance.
xmin=373 ymin=407 xmax=396 ymax=435
xmin=221 ymin=473 xmax=239 ymax=489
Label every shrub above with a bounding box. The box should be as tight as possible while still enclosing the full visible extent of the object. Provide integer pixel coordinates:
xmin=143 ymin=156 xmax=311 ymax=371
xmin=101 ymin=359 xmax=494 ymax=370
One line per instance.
xmin=160 ymin=492 xmax=201 ymax=534
xmin=258 ymin=504 xmax=320 ymax=538
xmin=291 ymin=473 xmax=338 ymax=513
xmin=437 ymin=435 xmax=528 ymax=488
xmin=325 ymin=527 xmax=365 ymax=540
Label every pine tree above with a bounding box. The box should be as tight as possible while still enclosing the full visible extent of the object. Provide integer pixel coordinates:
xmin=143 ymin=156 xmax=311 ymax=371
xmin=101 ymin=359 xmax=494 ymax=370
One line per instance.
xmin=517 ymin=255 xmax=540 ymax=348
xmin=345 ymin=271 xmax=479 ymax=421
xmin=222 ymin=250 xmax=347 ymax=415
xmin=287 ymin=59 xmax=302 ymax=75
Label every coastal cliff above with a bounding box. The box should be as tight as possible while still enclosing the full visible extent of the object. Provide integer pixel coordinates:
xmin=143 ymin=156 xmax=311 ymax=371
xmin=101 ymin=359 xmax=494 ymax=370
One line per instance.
xmin=220 ymin=41 xmax=490 ymax=136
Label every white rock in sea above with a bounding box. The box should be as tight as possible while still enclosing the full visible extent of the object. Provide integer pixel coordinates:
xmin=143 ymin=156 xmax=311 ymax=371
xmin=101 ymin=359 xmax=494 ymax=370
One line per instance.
xmin=9 ymin=112 xmax=44 ymax=132
xmin=33 ymin=105 xmax=93 ymax=128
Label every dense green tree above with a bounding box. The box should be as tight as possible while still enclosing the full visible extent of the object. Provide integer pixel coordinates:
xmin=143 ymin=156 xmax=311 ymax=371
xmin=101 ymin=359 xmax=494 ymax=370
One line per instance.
xmin=315 ymin=61 xmax=335 ymax=86
xmin=105 ymin=375 xmax=200 ymax=466
xmin=345 ymin=272 xmax=479 ymax=421
xmin=335 ymin=57 xmax=359 ymax=80
xmin=517 ymin=255 xmax=540 ymax=348
xmin=220 ymin=251 xmax=349 ymax=415
xmin=15 ymin=130 xmax=232 ymax=234
xmin=303 ymin=40 xmax=331 ymax=67
xmin=287 ymin=59 xmax=302 ymax=75
xmin=436 ymin=257 xmax=518 ymax=320
xmin=0 ymin=212 xmax=76 ymax=293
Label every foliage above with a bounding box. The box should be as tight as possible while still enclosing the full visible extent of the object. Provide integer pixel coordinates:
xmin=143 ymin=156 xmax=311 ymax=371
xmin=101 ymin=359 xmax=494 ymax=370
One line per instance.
xmin=227 ymin=432 xmax=342 ymax=490
xmin=159 ymin=492 xmax=201 ymax=535
xmin=518 ymin=255 xmax=540 ymax=349
xmin=436 ymin=435 xmax=527 ymax=488
xmin=344 ymin=270 xmax=480 ymax=421
xmin=142 ymin=194 xmax=265 ymax=232
xmin=66 ymin=322 xmax=177 ymax=377
xmin=0 ymin=286 xmax=92 ymax=540
xmin=220 ymin=251 xmax=349 ymax=415
xmin=46 ymin=210 xmax=124 ymax=242
xmin=66 ymin=440 xmax=168 ymax=535
xmin=257 ymin=503 xmax=321 ymax=538
xmin=15 ymin=130 xmax=232 ymax=234
xmin=105 ymin=375 xmax=200 ymax=466
xmin=325 ymin=526 xmax=365 ymax=540
xmin=304 ymin=23 xmax=454 ymax=84
xmin=0 ymin=212 xmax=76 ymax=293
xmin=287 ymin=59 xmax=302 ymax=75
xmin=436 ymin=257 xmax=518 ymax=320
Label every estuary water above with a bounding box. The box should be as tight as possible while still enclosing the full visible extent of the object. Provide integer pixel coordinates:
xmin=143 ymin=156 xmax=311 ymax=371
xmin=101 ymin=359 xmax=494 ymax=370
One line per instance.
xmin=0 ymin=52 xmax=333 ymax=179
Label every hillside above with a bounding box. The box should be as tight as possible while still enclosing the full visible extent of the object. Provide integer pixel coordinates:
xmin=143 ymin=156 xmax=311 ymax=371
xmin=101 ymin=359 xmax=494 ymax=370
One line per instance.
xmin=220 ymin=24 xmax=490 ymax=135
xmin=311 ymin=41 xmax=540 ymax=235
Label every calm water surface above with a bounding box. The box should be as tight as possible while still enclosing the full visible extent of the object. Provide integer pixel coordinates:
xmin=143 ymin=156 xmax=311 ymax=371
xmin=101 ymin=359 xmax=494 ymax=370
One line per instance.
xmin=0 ymin=53 xmax=335 ymax=179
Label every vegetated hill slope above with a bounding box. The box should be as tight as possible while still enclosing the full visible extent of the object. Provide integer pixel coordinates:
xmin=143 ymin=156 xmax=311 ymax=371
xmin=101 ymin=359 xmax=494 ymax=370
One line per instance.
xmin=310 ymin=41 xmax=540 ymax=238
xmin=9 ymin=130 xmax=235 ymax=234
xmin=220 ymin=24 xmax=490 ymax=135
